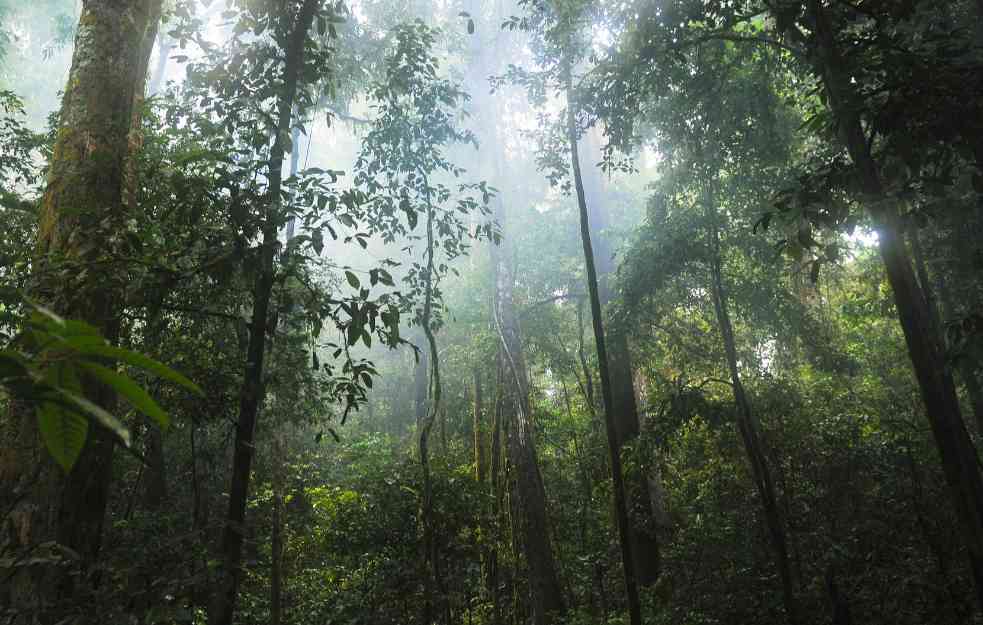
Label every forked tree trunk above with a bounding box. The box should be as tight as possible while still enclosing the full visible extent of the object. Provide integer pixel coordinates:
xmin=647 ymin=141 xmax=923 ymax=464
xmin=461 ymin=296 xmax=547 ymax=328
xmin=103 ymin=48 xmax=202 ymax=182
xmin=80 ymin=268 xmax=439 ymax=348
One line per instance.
xmin=0 ymin=1 xmax=161 ymax=621
xmin=208 ymin=3 xmax=320 ymax=624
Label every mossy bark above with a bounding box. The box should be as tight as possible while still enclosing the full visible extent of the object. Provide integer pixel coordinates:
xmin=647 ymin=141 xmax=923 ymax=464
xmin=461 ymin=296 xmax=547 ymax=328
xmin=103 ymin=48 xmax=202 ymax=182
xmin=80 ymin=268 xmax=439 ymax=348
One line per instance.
xmin=0 ymin=1 xmax=161 ymax=622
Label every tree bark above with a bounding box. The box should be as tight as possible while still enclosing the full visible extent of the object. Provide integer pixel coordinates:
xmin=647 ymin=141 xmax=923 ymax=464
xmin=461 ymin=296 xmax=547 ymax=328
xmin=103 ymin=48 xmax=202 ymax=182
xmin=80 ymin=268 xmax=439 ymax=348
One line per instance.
xmin=809 ymin=1 xmax=983 ymax=609
xmin=0 ymin=1 xmax=161 ymax=621
xmin=567 ymin=76 xmax=642 ymax=625
xmin=418 ymin=173 xmax=449 ymax=625
xmin=475 ymin=368 xmax=486 ymax=483
xmin=271 ymin=430 xmax=284 ymax=625
xmin=578 ymin=126 xmax=661 ymax=586
xmin=208 ymin=3 xmax=319 ymax=624
xmin=492 ymin=174 xmax=565 ymax=625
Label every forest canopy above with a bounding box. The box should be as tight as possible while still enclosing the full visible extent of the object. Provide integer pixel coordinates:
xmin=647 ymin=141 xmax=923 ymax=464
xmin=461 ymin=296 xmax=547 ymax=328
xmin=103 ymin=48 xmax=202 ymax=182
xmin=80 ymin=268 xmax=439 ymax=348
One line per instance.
xmin=1 ymin=1 xmax=982 ymax=624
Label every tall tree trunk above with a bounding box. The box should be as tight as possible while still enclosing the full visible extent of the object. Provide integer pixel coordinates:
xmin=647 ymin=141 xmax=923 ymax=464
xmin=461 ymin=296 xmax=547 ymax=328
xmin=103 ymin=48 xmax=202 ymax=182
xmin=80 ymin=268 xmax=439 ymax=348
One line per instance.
xmin=705 ymin=193 xmax=799 ymax=625
xmin=208 ymin=3 xmax=319 ymax=624
xmin=578 ymin=126 xmax=661 ymax=586
xmin=270 ymin=430 xmax=284 ymax=625
xmin=486 ymin=360 xmax=504 ymax=615
xmin=147 ymin=31 xmax=173 ymax=96
xmin=0 ymin=1 xmax=161 ymax=621
xmin=566 ymin=76 xmax=642 ymax=625
xmin=418 ymin=174 xmax=449 ymax=625
xmin=937 ymin=275 xmax=983 ymax=435
xmin=494 ymin=223 xmax=565 ymax=625
xmin=475 ymin=368 xmax=486 ymax=483
xmin=913 ymin=226 xmax=983 ymax=434
xmin=809 ymin=2 xmax=983 ymax=608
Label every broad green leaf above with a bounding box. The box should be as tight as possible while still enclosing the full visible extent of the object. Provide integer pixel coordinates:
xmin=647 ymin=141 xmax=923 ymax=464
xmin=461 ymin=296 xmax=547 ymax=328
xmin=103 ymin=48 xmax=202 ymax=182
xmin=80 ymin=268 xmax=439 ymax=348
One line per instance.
xmin=77 ymin=361 xmax=170 ymax=429
xmin=37 ymin=402 xmax=87 ymax=472
xmin=345 ymin=271 xmax=360 ymax=289
xmin=52 ymin=387 xmax=131 ymax=447
xmin=76 ymin=345 xmax=203 ymax=396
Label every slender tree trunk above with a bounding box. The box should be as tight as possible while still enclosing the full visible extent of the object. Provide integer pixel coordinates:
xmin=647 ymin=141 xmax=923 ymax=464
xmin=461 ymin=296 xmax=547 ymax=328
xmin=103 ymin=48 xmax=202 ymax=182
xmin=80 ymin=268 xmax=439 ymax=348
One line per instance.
xmin=475 ymin=369 xmax=486 ymax=483
xmin=937 ymin=275 xmax=983 ymax=434
xmin=566 ymin=75 xmax=642 ymax=625
xmin=705 ymin=193 xmax=799 ymax=625
xmin=578 ymin=127 xmax=661 ymax=585
xmin=916 ymin=227 xmax=983 ymax=434
xmin=208 ymin=3 xmax=319 ymax=624
xmin=418 ymin=175 xmax=449 ymax=625
xmin=271 ymin=430 xmax=284 ymax=625
xmin=809 ymin=2 xmax=983 ymax=608
xmin=147 ymin=31 xmax=173 ymax=96
xmin=144 ymin=426 xmax=167 ymax=509
xmin=0 ymin=2 xmax=161 ymax=621
xmin=487 ymin=361 xmax=504 ymax=616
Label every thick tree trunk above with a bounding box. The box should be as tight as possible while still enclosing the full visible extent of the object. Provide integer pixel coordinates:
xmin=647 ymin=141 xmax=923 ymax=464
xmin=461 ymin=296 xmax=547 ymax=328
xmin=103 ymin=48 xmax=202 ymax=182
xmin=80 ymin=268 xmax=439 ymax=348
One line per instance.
xmin=0 ymin=1 xmax=161 ymax=621
xmin=705 ymin=196 xmax=798 ymax=625
xmin=567 ymin=78 xmax=642 ymax=625
xmin=490 ymin=164 xmax=564 ymax=624
xmin=809 ymin=2 xmax=983 ymax=609
xmin=578 ymin=127 xmax=661 ymax=586
xmin=208 ymin=3 xmax=319 ymax=624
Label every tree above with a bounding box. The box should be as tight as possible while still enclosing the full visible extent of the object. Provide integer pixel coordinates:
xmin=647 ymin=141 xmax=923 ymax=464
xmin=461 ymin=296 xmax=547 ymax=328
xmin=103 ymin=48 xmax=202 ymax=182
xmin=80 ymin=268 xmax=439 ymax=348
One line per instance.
xmin=0 ymin=0 xmax=162 ymax=620
xmin=209 ymin=3 xmax=322 ymax=623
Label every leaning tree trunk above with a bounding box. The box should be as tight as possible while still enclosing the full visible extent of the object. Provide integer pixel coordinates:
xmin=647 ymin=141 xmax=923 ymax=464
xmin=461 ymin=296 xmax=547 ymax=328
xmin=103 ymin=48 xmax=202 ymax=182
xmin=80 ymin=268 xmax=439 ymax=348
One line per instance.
xmin=578 ymin=126 xmax=661 ymax=586
xmin=0 ymin=1 xmax=161 ymax=621
xmin=705 ymin=193 xmax=799 ymax=625
xmin=494 ymin=248 xmax=565 ymax=625
xmin=566 ymin=76 xmax=642 ymax=625
xmin=463 ymin=16 xmax=563 ymax=621
xmin=208 ymin=3 xmax=319 ymax=624
xmin=809 ymin=1 xmax=983 ymax=609
xmin=490 ymin=149 xmax=564 ymax=624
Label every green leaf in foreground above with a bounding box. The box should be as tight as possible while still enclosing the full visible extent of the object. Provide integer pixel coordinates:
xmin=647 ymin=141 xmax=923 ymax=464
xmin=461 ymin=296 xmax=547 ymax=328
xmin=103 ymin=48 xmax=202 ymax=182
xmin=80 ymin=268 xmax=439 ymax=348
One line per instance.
xmin=77 ymin=361 xmax=171 ymax=429
xmin=77 ymin=344 xmax=204 ymax=396
xmin=51 ymin=387 xmax=131 ymax=448
xmin=37 ymin=402 xmax=88 ymax=472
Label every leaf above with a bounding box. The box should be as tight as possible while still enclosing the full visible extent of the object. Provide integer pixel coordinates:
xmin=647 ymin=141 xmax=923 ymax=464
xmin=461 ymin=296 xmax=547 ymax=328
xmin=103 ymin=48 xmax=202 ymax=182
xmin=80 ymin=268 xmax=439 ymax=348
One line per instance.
xmin=77 ymin=345 xmax=203 ymax=396
xmin=312 ymin=228 xmax=324 ymax=255
xmin=467 ymin=19 xmax=475 ymax=34
xmin=345 ymin=271 xmax=360 ymax=289
xmin=37 ymin=402 xmax=87 ymax=471
xmin=52 ymin=387 xmax=131 ymax=447
xmin=77 ymin=361 xmax=170 ymax=429
xmin=377 ymin=269 xmax=394 ymax=286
